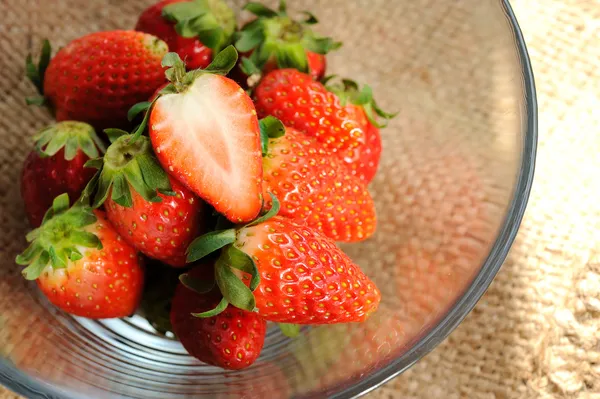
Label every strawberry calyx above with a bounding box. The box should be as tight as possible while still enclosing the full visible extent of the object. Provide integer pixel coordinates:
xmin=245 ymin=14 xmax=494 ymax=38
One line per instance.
xmin=183 ymin=194 xmax=280 ymax=316
xmin=33 ymin=121 xmax=106 ymax=161
xmin=162 ymin=45 xmax=238 ymax=93
xmin=235 ymin=1 xmax=341 ymax=75
xmin=86 ymin=133 xmax=174 ymax=209
xmin=15 ymin=193 xmax=101 ymax=280
xmin=25 ymin=39 xmax=51 ymax=106
xmin=324 ymin=76 xmax=398 ymax=128
xmin=162 ymin=0 xmax=236 ymax=53
xmin=259 ymin=116 xmax=285 ymax=156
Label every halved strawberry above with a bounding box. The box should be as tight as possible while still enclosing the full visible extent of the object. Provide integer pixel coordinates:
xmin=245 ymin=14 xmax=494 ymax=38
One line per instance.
xmin=147 ymin=47 xmax=263 ymax=223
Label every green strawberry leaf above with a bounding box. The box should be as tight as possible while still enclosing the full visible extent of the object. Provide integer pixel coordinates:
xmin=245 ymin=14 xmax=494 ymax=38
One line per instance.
xmin=259 ymin=116 xmax=285 ymax=156
xmin=110 ymin=173 xmax=133 ymax=208
xmin=25 ymin=39 xmax=51 ymax=96
xmin=204 ymin=45 xmax=238 ymax=75
xmin=239 ymin=57 xmax=262 ymax=76
xmin=25 ymin=96 xmax=46 ymax=106
xmin=130 ymin=96 xmax=159 ymax=142
xmin=302 ymin=11 xmax=318 ymax=24
xmin=215 ymin=259 xmax=255 ymax=311
xmin=179 ymin=273 xmax=216 ymax=294
xmin=162 ymin=1 xmax=204 ymax=22
xmin=278 ymin=0 xmax=287 ymax=14
xmin=103 ymin=128 xmax=130 ymax=143
xmin=192 ymin=297 xmax=228 ymax=318
xmin=223 ymin=245 xmax=260 ymax=291
xmin=235 ymin=24 xmax=265 ymax=53
xmin=243 ymin=2 xmax=278 ymax=18
xmin=186 ymin=229 xmax=236 ymax=263
xmin=275 ymin=43 xmax=309 ymax=73
xmin=21 ymin=251 xmax=49 ymax=281
xmin=136 ymin=153 xmax=173 ymax=196
xmin=70 ymin=231 xmax=102 ymax=249
xmin=127 ymin=101 xmax=151 ymax=122
xmin=246 ymin=193 xmax=280 ymax=227
xmin=279 ymin=323 xmax=300 ymax=338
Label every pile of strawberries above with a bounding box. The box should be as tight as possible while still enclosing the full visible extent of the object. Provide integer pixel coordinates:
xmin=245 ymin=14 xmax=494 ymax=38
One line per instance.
xmin=17 ymin=0 xmax=395 ymax=370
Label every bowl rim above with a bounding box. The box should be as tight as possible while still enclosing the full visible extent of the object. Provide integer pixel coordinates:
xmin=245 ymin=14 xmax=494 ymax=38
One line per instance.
xmin=0 ymin=0 xmax=537 ymax=397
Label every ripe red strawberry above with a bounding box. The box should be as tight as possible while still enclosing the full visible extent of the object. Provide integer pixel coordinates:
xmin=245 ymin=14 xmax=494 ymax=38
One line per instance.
xmin=88 ymin=132 xmax=206 ymax=267
xmin=187 ymin=212 xmax=381 ymax=324
xmin=135 ymin=0 xmax=236 ymax=70
xmin=171 ymin=265 xmax=267 ymax=370
xmin=254 ymin=70 xmax=394 ymax=182
xmin=21 ymin=121 xmax=105 ymax=227
xmin=231 ymin=1 xmax=340 ymax=84
xmin=260 ymin=118 xmax=376 ymax=242
xmin=25 ymin=31 xmax=168 ymax=131
xmin=351 ymin=121 xmax=382 ymax=183
xmin=15 ymin=195 xmax=144 ymax=318
xmin=147 ymin=47 xmax=263 ymax=223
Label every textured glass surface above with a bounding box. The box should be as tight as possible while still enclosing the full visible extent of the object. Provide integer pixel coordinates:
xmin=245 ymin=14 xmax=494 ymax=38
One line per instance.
xmin=0 ymin=0 xmax=536 ymax=397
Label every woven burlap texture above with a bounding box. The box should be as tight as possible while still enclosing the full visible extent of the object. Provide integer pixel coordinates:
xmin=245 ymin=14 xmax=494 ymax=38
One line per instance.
xmin=2 ymin=0 xmax=599 ymax=398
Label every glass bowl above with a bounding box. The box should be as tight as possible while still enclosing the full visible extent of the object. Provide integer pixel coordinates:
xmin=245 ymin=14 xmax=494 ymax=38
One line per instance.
xmin=0 ymin=0 xmax=536 ymax=397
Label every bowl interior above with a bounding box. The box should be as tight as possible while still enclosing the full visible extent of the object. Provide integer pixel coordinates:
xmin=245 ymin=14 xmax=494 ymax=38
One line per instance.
xmin=0 ymin=0 xmax=531 ymax=397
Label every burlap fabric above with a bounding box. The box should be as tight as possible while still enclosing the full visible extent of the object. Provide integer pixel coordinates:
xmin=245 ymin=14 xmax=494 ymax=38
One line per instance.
xmin=1 ymin=0 xmax=599 ymax=398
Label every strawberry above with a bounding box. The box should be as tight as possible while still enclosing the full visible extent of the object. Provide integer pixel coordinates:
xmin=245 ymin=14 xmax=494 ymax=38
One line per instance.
xmin=15 ymin=194 xmax=144 ymax=319
xmin=353 ymin=121 xmax=382 ymax=183
xmin=171 ymin=265 xmax=267 ymax=370
xmin=25 ymin=31 xmax=168 ymax=131
xmin=254 ymin=70 xmax=395 ymax=182
xmin=259 ymin=117 xmax=376 ymax=242
xmin=87 ymin=131 xmax=206 ymax=267
xmin=21 ymin=121 xmax=105 ymax=227
xmin=232 ymin=1 xmax=340 ymax=84
xmin=186 ymin=206 xmax=381 ymax=324
xmin=146 ymin=47 xmax=263 ymax=223
xmin=135 ymin=0 xmax=236 ymax=70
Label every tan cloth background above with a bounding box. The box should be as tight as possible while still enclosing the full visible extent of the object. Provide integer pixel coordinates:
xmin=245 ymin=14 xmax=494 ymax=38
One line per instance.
xmin=2 ymin=0 xmax=599 ymax=398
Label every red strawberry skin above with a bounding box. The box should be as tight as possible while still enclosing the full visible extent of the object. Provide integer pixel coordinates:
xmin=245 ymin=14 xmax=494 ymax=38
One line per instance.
xmin=44 ymin=31 xmax=168 ymax=131
xmin=21 ymin=148 xmax=96 ymax=227
xmin=170 ymin=266 xmax=267 ymax=370
xmin=105 ymin=176 xmax=206 ymax=267
xmin=254 ymin=69 xmax=368 ymax=162
xmin=135 ymin=0 xmax=212 ymax=70
xmin=342 ymin=120 xmax=382 ymax=183
xmin=149 ymin=74 xmax=263 ymax=223
xmin=37 ymin=211 xmax=144 ymax=318
xmin=235 ymin=216 xmax=381 ymax=324
xmin=263 ymin=127 xmax=376 ymax=242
